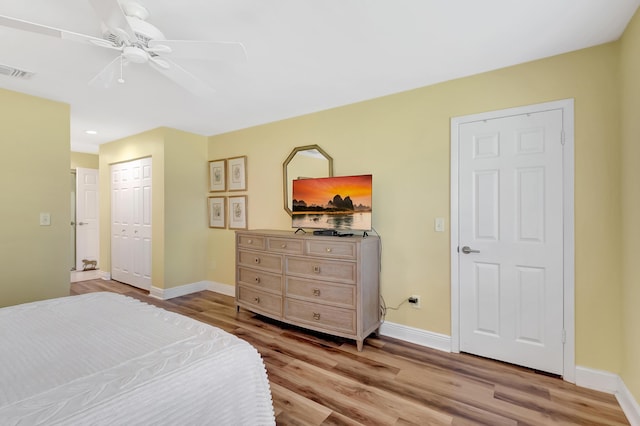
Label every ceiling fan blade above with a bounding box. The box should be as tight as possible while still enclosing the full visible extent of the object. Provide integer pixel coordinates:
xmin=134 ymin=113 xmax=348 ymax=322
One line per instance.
xmin=0 ymin=14 xmax=114 ymax=46
xmin=148 ymin=40 xmax=247 ymax=63
xmin=149 ymin=58 xmax=215 ymax=97
xmin=88 ymin=0 xmax=136 ymax=42
xmin=88 ymin=55 xmax=125 ymax=88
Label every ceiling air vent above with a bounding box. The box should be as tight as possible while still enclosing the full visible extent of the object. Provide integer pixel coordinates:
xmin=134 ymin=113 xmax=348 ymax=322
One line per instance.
xmin=0 ymin=63 xmax=34 ymax=79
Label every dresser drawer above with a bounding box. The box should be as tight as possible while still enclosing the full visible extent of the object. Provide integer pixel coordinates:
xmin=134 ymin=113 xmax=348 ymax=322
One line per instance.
xmin=306 ymin=240 xmax=357 ymax=260
xmin=237 ymin=234 xmax=266 ymax=250
xmin=267 ymin=237 xmax=304 ymax=254
xmin=286 ymin=256 xmax=356 ymax=284
xmin=238 ymin=250 xmax=282 ymax=273
xmin=286 ymin=277 xmax=355 ymax=309
xmin=238 ymin=267 xmax=283 ymax=293
xmin=285 ymin=299 xmax=355 ymax=334
xmin=237 ymin=286 xmax=282 ymax=317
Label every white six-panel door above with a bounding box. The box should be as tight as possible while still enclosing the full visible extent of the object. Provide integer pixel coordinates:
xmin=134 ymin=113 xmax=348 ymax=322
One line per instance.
xmin=111 ymin=158 xmax=152 ymax=290
xmin=75 ymin=167 xmax=99 ymax=271
xmin=457 ymin=109 xmax=565 ymax=375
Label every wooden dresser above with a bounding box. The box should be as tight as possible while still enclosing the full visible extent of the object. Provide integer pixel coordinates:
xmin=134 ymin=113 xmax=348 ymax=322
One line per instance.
xmin=235 ymin=229 xmax=381 ymax=351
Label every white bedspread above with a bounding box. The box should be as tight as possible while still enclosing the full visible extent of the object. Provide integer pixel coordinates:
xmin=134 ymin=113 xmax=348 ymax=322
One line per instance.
xmin=0 ymin=292 xmax=275 ymax=425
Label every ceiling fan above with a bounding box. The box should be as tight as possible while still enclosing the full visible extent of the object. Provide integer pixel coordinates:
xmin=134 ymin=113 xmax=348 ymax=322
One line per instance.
xmin=0 ymin=0 xmax=247 ymax=95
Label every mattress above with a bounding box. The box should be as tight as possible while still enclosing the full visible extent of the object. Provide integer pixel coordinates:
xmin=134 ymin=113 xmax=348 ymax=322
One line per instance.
xmin=0 ymin=292 xmax=275 ymax=425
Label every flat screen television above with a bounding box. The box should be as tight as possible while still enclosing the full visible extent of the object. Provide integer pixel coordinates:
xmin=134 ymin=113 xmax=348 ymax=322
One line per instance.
xmin=291 ymin=174 xmax=372 ymax=232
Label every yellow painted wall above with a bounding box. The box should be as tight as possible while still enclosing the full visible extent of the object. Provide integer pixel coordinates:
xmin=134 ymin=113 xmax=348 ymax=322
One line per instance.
xmin=0 ymin=89 xmax=70 ymax=307
xmin=620 ymin=7 xmax=640 ymax=404
xmin=70 ymin=152 xmax=99 ymax=169
xmin=209 ymin=43 xmax=623 ymax=374
xmin=98 ymin=127 xmax=208 ymax=290
xmin=163 ymin=128 xmax=208 ymax=287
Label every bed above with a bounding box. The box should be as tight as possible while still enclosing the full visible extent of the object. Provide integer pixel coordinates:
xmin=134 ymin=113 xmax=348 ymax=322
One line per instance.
xmin=0 ymin=292 xmax=275 ymax=425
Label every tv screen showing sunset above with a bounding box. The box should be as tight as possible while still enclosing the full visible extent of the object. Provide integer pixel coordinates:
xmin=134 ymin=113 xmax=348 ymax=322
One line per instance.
xmin=292 ymin=174 xmax=372 ymax=231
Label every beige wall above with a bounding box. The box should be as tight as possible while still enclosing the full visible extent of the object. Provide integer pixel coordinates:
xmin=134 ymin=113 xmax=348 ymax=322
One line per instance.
xmin=70 ymin=152 xmax=99 ymax=169
xmin=0 ymin=89 xmax=70 ymax=307
xmin=163 ymin=128 xmax=208 ymax=287
xmin=620 ymin=8 xmax=640 ymax=403
xmin=98 ymin=127 xmax=208 ymax=290
xmin=209 ymin=43 xmax=623 ymax=376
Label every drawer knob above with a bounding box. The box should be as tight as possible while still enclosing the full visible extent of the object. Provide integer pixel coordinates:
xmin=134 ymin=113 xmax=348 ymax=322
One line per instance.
xmin=326 ymin=248 xmax=332 ymax=253
xmin=312 ymin=288 xmax=321 ymax=296
xmin=254 ymin=296 xmax=260 ymax=303
xmin=254 ymin=277 xmax=261 ymax=284
xmin=254 ymin=257 xmax=261 ymax=264
xmin=248 ymin=239 xmax=253 ymax=244
xmin=312 ymin=312 xmax=321 ymax=321
xmin=281 ymin=243 xmax=287 ymax=248
xmin=313 ymin=265 xmax=320 ymax=274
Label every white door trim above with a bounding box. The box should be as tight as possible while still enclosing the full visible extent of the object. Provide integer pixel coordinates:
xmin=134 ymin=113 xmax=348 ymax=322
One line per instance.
xmin=450 ymin=99 xmax=575 ymax=382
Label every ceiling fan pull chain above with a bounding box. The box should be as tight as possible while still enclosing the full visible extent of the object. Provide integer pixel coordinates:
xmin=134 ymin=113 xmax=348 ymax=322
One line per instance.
xmin=117 ymin=55 xmax=125 ymax=84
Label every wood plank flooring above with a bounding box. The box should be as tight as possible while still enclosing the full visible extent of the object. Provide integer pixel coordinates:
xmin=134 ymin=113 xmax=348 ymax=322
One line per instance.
xmin=70 ymin=279 xmax=629 ymax=426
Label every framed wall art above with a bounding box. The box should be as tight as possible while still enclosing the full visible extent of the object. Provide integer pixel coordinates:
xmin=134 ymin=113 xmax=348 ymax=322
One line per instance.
xmin=208 ymin=159 xmax=226 ymax=192
xmin=228 ymin=195 xmax=247 ymax=229
xmin=227 ymin=156 xmax=247 ymax=191
xmin=208 ymin=196 xmax=226 ymax=228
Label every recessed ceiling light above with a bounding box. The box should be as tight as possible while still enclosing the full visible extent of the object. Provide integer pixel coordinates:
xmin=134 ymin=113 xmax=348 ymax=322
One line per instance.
xmin=85 ymin=130 xmax=98 ymax=135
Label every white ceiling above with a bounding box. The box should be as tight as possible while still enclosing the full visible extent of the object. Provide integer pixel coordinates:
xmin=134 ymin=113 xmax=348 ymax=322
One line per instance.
xmin=0 ymin=0 xmax=638 ymax=153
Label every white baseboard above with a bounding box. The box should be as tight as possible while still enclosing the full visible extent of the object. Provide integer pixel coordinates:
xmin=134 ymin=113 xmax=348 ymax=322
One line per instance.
xmin=576 ymin=366 xmax=640 ymax=425
xmin=99 ymin=271 xmax=111 ymax=280
xmin=149 ymin=280 xmax=235 ymax=300
xmin=150 ymin=280 xmax=210 ymax=300
xmin=379 ymin=321 xmax=451 ymax=353
xmin=616 ymin=377 xmax=640 ymax=426
xmin=207 ymin=281 xmax=235 ymax=297
xmin=70 ymin=269 xmax=102 ymax=283
xmin=575 ymin=366 xmax=620 ymax=393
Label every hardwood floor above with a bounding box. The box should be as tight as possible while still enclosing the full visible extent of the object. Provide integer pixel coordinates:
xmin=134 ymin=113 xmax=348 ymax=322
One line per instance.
xmin=71 ymin=279 xmax=629 ymax=426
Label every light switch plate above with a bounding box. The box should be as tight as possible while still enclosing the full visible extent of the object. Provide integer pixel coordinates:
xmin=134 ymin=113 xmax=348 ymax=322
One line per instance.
xmin=40 ymin=212 xmax=51 ymax=226
xmin=435 ymin=217 xmax=445 ymax=232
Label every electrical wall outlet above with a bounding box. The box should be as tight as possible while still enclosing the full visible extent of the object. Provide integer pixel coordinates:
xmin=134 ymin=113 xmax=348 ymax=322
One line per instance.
xmin=409 ymin=295 xmax=421 ymax=309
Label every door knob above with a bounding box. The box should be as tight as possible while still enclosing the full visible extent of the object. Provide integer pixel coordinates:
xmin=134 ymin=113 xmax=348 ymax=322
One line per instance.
xmin=461 ymin=246 xmax=480 ymax=254
xmin=78 ymin=222 xmax=86 ymax=226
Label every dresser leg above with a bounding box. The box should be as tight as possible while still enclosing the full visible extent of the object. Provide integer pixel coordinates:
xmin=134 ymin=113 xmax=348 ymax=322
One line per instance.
xmin=356 ymin=339 xmax=364 ymax=352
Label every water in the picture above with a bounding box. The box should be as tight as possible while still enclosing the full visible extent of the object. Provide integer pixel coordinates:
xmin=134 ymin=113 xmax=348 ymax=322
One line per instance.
xmin=292 ymin=212 xmax=371 ymax=231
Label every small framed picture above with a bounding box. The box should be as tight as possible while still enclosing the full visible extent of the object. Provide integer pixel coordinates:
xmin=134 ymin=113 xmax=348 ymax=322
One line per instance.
xmin=208 ymin=159 xmax=226 ymax=192
xmin=228 ymin=195 xmax=247 ymax=229
xmin=227 ymin=156 xmax=247 ymax=191
xmin=208 ymin=196 xmax=226 ymax=228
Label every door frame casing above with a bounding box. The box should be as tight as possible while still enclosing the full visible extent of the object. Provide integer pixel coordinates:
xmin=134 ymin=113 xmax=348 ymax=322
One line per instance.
xmin=450 ymin=99 xmax=575 ymax=382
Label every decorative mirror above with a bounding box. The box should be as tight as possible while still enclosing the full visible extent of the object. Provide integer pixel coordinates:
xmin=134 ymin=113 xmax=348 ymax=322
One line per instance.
xmin=283 ymin=145 xmax=333 ymax=216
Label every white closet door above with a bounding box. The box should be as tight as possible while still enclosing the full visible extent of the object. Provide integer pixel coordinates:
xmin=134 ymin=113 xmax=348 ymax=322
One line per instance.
xmin=111 ymin=158 xmax=152 ymax=290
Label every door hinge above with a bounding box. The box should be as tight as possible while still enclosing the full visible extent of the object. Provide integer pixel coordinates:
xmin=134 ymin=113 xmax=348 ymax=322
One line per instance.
xmin=561 ymin=130 xmax=565 ymax=145
xmin=562 ymin=329 xmax=566 ymax=344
